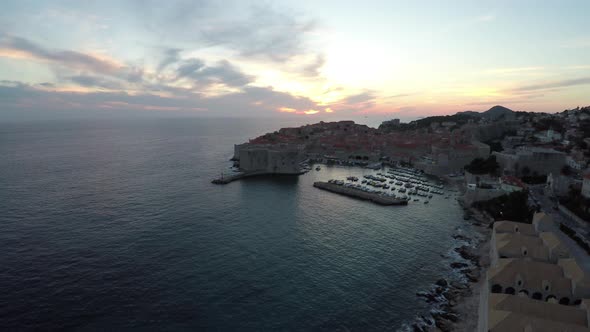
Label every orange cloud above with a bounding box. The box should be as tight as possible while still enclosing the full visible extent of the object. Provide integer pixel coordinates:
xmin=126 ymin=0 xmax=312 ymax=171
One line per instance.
xmin=324 ymin=107 xmax=333 ymax=113
xmin=279 ymin=107 xmax=297 ymax=113
xmin=277 ymin=107 xmax=320 ymax=115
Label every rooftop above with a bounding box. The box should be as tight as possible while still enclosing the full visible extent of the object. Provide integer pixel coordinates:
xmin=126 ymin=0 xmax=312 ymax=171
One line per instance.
xmin=488 ymin=293 xmax=590 ymax=332
xmin=494 ymin=221 xmax=537 ymax=236
xmin=495 ymin=233 xmax=549 ymax=262
xmin=501 ymin=175 xmax=527 ymax=189
xmin=488 ymin=259 xmax=572 ymax=297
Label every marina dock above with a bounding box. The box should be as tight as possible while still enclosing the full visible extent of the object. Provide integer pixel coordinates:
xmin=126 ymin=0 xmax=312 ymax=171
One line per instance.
xmin=211 ymin=172 xmax=249 ymax=184
xmin=211 ymin=170 xmax=304 ymax=184
xmin=313 ymin=181 xmax=408 ymax=206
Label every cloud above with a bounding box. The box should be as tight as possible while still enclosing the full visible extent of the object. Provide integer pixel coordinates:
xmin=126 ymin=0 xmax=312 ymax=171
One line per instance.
xmin=175 ymin=58 xmax=253 ymax=87
xmin=0 ymin=80 xmax=321 ymax=119
xmin=343 ymin=92 xmax=375 ymax=105
xmin=176 ymin=59 xmax=206 ymax=78
xmin=66 ymin=75 xmax=123 ymax=89
xmin=301 ymin=54 xmax=325 ymax=77
xmin=279 ymin=107 xmax=297 ymax=113
xmin=0 ymin=33 xmax=122 ymax=75
xmin=383 ymin=93 xmax=413 ymax=100
xmin=483 ymin=67 xmax=544 ymax=75
xmin=0 ymin=33 xmax=145 ymax=84
xmin=157 ymin=48 xmax=182 ymax=72
xmin=124 ymin=1 xmax=318 ymax=64
xmin=277 ymin=107 xmax=320 ymax=115
xmin=198 ymin=4 xmax=316 ymax=62
xmin=510 ymin=77 xmax=590 ymax=92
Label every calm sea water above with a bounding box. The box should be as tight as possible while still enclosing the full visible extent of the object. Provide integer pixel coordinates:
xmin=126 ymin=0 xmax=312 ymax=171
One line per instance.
xmin=0 ymin=118 xmax=469 ymax=331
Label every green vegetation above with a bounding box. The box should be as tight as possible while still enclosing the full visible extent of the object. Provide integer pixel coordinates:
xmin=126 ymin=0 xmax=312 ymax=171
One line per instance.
xmin=483 ymin=140 xmax=503 ymax=153
xmin=533 ymin=117 xmax=566 ymax=134
xmin=464 ymin=156 xmax=500 ymax=175
xmin=560 ymin=223 xmax=590 ymax=255
xmin=394 ymin=113 xmax=477 ymax=131
xmin=472 ymin=191 xmax=534 ymax=223
xmin=521 ymin=175 xmax=547 ymax=184
xmin=561 ymin=165 xmax=573 ymax=176
xmin=559 ymin=188 xmax=590 ymax=222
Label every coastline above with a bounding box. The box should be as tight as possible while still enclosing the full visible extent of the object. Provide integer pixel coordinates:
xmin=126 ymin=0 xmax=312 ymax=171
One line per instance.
xmin=410 ymin=192 xmax=493 ymax=332
xmin=448 ymin=208 xmax=492 ymax=332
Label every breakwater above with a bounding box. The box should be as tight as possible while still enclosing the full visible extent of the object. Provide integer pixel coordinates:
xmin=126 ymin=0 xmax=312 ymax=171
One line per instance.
xmin=313 ymin=181 xmax=408 ymax=206
xmin=211 ymin=172 xmax=248 ymax=184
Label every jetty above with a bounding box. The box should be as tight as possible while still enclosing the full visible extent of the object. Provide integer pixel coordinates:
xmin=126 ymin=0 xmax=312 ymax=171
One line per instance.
xmin=313 ymin=181 xmax=408 ymax=206
xmin=211 ymin=171 xmax=259 ymax=184
xmin=211 ymin=170 xmax=304 ymax=184
xmin=211 ymin=172 xmax=246 ymax=184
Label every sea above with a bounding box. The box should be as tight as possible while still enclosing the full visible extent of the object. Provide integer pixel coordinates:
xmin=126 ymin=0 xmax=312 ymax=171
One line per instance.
xmin=0 ymin=118 xmax=472 ymax=331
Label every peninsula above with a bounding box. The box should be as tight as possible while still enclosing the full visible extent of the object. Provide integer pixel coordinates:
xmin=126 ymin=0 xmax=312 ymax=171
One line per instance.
xmin=214 ymin=105 xmax=522 ymax=183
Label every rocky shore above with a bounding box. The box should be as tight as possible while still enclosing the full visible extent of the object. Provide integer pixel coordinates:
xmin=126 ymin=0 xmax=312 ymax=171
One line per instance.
xmin=410 ymin=204 xmax=493 ymax=332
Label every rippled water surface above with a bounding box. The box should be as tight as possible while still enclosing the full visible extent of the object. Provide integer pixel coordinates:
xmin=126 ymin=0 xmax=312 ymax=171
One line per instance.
xmin=0 ymin=118 xmax=468 ymax=331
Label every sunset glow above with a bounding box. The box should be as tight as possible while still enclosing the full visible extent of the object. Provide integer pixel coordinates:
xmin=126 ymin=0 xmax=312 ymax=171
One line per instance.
xmin=1 ymin=0 xmax=589 ymax=122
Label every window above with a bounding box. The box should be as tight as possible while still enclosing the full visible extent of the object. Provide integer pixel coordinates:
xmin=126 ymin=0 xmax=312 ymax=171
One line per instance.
xmin=491 ymin=284 xmax=503 ymax=293
xmin=542 ymin=280 xmax=551 ymax=292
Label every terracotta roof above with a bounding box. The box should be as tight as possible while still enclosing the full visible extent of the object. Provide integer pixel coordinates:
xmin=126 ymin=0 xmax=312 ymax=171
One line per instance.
xmin=501 ymin=175 xmax=527 ymax=188
xmin=488 ymin=259 xmax=573 ymax=298
xmin=494 ymin=221 xmax=536 ymax=236
xmin=488 ymin=294 xmax=590 ymax=332
xmin=494 ymin=233 xmax=549 ymax=262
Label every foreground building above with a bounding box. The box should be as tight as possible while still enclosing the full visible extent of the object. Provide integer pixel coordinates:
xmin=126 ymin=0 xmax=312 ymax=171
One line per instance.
xmin=482 ymin=293 xmax=590 ymax=331
xmin=478 ymin=213 xmax=590 ymax=331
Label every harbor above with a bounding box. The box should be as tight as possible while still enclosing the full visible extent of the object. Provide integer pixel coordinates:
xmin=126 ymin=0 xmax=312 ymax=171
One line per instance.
xmin=311 ymin=165 xmax=449 ymax=205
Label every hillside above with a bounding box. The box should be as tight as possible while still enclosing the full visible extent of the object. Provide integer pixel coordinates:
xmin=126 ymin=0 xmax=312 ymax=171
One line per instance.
xmin=382 ymin=105 xmax=514 ymax=131
xmin=482 ymin=105 xmax=515 ymax=120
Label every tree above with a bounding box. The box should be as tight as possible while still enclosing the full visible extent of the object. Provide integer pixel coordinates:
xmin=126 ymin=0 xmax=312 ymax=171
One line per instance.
xmin=464 ymin=156 xmax=500 ymax=175
xmin=472 ymin=191 xmax=534 ymax=223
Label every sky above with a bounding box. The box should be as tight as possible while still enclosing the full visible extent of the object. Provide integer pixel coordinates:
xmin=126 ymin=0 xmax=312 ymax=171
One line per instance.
xmin=1 ymin=0 xmax=589 ymax=122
